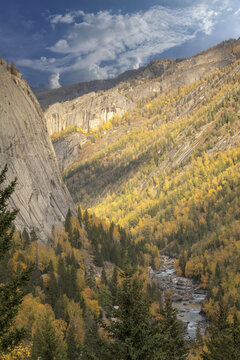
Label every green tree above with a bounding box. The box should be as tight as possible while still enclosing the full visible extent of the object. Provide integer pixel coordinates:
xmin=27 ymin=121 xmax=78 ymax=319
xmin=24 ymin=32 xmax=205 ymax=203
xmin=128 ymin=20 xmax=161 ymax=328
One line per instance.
xmin=67 ymin=324 xmax=79 ymax=360
xmin=64 ymin=208 xmax=72 ymax=234
xmin=157 ymin=293 xmax=187 ymax=360
xmin=31 ymin=312 xmax=67 ymax=360
xmin=201 ymin=302 xmax=240 ymax=360
xmin=0 ymin=165 xmax=32 ymax=354
xmin=102 ymin=265 xmax=162 ymax=360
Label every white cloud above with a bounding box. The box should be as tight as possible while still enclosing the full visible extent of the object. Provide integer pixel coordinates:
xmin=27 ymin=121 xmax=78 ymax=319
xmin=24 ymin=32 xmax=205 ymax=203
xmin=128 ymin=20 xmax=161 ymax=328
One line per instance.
xmin=18 ymin=1 xmax=230 ymax=88
xmin=234 ymin=8 xmax=240 ymax=15
xmin=48 ymin=11 xmax=84 ymax=25
xmin=48 ymin=72 xmax=61 ymax=89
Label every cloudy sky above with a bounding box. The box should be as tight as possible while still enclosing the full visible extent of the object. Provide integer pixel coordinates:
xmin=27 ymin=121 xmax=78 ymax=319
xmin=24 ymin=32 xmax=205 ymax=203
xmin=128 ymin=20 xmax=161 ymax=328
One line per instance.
xmin=1 ymin=0 xmax=239 ymax=89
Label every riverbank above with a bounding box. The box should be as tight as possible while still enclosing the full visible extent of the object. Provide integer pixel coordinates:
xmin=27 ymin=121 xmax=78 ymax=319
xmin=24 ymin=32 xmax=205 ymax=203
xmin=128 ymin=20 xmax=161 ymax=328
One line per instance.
xmin=149 ymin=256 xmax=207 ymax=340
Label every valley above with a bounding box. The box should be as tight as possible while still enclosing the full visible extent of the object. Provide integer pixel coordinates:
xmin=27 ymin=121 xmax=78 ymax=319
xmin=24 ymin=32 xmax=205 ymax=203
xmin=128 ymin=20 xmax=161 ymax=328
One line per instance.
xmin=1 ymin=36 xmax=240 ymax=359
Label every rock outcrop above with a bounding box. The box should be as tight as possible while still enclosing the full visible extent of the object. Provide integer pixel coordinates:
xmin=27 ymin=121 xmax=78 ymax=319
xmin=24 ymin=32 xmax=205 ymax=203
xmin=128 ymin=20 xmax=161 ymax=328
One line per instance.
xmin=0 ymin=60 xmax=74 ymax=242
xmin=45 ymin=88 xmax=132 ymax=136
xmin=41 ymin=39 xmax=240 ymax=136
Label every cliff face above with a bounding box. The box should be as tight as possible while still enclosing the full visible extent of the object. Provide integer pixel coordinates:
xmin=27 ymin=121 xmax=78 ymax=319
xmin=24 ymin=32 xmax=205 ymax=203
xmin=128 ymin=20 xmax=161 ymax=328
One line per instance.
xmin=42 ymin=39 xmax=240 ymax=137
xmin=0 ymin=60 xmax=74 ymax=242
xmin=45 ymin=88 xmax=132 ymax=136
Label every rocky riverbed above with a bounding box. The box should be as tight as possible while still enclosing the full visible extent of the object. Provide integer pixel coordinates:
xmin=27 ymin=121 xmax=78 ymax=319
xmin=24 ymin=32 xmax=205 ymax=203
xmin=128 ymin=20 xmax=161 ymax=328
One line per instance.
xmin=150 ymin=256 xmax=207 ymax=340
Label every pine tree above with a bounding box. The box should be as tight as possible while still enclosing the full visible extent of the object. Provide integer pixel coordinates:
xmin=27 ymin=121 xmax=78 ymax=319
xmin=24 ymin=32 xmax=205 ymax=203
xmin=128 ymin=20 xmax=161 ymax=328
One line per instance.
xmin=77 ymin=206 xmax=82 ymax=227
xmin=0 ymin=165 xmax=32 ymax=354
xmin=102 ymin=264 xmax=163 ymax=360
xmin=22 ymin=228 xmax=30 ymax=248
xmin=201 ymin=302 xmax=234 ymax=360
xmin=101 ymin=268 xmax=108 ymax=285
xmin=30 ymin=228 xmax=38 ymax=242
xmin=109 ymin=266 xmax=118 ymax=303
xmin=65 ymin=208 xmax=72 ymax=234
xmin=157 ymin=293 xmax=187 ymax=360
xmin=31 ymin=312 xmax=67 ymax=360
xmin=46 ymin=260 xmax=58 ymax=308
xmin=67 ymin=324 xmax=79 ymax=360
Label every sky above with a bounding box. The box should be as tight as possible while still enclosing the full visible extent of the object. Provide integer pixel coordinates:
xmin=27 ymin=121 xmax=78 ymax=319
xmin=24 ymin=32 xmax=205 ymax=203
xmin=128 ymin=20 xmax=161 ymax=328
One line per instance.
xmin=0 ymin=0 xmax=239 ymax=89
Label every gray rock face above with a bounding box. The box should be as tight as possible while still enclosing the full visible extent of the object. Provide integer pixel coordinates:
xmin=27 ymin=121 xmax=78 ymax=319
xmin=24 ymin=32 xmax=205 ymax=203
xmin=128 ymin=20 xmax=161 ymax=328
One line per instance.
xmin=0 ymin=62 xmax=74 ymax=242
xmin=53 ymin=132 xmax=87 ymax=171
xmin=45 ymin=88 xmax=132 ymax=136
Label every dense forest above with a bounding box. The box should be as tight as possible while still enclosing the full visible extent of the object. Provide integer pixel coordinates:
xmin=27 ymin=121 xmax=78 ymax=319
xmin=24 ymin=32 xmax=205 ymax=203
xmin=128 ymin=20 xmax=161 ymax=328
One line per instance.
xmin=62 ymin=59 xmax=240 ymax=320
xmin=0 ymin=165 xmax=191 ymax=359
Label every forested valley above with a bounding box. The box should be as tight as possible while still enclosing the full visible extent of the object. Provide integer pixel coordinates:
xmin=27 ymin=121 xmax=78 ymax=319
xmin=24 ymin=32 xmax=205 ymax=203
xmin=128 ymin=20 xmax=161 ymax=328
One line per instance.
xmin=1 ymin=49 xmax=240 ymax=359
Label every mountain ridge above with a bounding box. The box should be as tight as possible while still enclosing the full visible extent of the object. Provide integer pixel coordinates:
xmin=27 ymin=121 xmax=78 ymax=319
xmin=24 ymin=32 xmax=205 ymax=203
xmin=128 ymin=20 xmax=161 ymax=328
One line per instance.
xmin=41 ymin=38 xmax=240 ymax=143
xmin=37 ymin=38 xmax=240 ymax=112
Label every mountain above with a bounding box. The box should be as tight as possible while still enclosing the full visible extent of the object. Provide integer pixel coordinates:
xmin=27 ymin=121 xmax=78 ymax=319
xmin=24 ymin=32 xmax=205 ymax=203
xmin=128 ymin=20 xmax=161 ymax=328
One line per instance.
xmin=40 ymin=39 xmax=240 ymax=139
xmin=35 ymin=66 xmax=144 ymax=111
xmin=0 ymin=58 xmax=74 ymax=242
xmin=41 ymin=39 xmax=240 ymax=173
xmin=44 ymin=40 xmax=240 ymax=316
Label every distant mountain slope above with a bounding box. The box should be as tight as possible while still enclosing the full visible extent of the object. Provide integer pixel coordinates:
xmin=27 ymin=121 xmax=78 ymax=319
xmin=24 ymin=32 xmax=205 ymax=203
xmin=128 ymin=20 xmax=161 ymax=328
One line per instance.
xmin=60 ymin=56 xmax=240 ymax=316
xmin=0 ymin=59 xmax=74 ymax=242
xmin=41 ymin=39 xmax=240 ymax=139
xmin=36 ymin=66 xmax=144 ymax=110
xmin=63 ymin=58 xmax=240 ymax=211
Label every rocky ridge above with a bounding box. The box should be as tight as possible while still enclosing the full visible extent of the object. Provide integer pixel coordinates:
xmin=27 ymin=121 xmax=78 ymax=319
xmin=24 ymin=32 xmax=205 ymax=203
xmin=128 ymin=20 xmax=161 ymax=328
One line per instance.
xmin=0 ymin=59 xmax=75 ymax=242
xmin=41 ymin=39 xmax=240 ymax=137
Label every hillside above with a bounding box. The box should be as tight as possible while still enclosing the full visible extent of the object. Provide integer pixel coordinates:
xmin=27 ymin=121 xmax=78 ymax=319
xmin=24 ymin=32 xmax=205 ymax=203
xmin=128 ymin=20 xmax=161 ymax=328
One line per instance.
xmin=41 ymin=39 xmax=240 ymax=141
xmin=58 ymin=52 xmax=240 ymax=317
xmin=0 ymin=58 xmax=74 ymax=242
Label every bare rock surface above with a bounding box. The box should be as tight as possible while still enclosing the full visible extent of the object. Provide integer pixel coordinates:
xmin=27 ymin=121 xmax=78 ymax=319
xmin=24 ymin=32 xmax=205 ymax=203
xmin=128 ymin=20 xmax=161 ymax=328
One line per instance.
xmin=53 ymin=132 xmax=87 ymax=171
xmin=0 ymin=61 xmax=75 ymax=242
xmin=45 ymin=88 xmax=132 ymax=136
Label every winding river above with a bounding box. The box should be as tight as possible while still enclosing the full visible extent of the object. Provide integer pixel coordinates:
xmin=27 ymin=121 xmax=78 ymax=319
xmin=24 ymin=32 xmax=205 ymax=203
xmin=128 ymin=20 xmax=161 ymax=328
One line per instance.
xmin=150 ymin=256 xmax=207 ymax=340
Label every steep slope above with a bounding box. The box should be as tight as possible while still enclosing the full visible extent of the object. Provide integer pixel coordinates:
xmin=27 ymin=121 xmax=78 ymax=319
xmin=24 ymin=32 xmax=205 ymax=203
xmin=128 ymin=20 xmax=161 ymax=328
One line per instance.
xmin=63 ymin=59 xmax=240 ymax=208
xmin=61 ymin=57 xmax=240 ymax=317
xmin=42 ymin=39 xmax=240 ymax=138
xmin=0 ymin=59 xmax=74 ymax=242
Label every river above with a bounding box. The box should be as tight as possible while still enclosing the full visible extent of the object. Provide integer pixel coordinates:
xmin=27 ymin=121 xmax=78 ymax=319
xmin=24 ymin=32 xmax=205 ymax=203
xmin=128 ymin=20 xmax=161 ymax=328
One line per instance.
xmin=150 ymin=256 xmax=207 ymax=340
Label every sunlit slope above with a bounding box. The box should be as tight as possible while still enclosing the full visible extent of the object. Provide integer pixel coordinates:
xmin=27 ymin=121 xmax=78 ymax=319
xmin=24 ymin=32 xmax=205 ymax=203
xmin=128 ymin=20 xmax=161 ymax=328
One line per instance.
xmin=62 ymin=58 xmax=240 ymax=315
xmin=64 ymin=60 xmax=240 ymax=215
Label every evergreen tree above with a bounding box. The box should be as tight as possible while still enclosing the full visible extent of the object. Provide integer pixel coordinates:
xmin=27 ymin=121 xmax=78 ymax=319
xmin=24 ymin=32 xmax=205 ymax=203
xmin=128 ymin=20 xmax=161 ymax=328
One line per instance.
xmin=83 ymin=209 xmax=89 ymax=230
xmin=67 ymin=324 xmax=80 ymax=360
xmin=156 ymin=293 xmax=187 ymax=360
xmin=82 ymin=315 xmax=107 ymax=360
xmin=46 ymin=260 xmax=58 ymax=308
xmin=201 ymin=302 xmax=240 ymax=360
xmin=100 ymin=268 xmax=108 ymax=285
xmin=30 ymin=228 xmax=38 ymax=242
xmin=102 ymin=264 xmax=163 ymax=360
xmin=22 ymin=228 xmax=30 ymax=248
xmin=109 ymin=266 xmax=118 ymax=303
xmin=31 ymin=312 xmax=67 ymax=360
xmin=77 ymin=206 xmax=82 ymax=227
xmin=94 ymin=249 xmax=104 ymax=267
xmin=65 ymin=208 xmax=72 ymax=234
xmin=0 ymin=165 xmax=32 ymax=354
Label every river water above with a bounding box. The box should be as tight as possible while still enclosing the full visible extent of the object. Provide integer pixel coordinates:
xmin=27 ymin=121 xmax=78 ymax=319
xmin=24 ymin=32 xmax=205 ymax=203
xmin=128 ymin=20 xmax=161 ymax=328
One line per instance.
xmin=150 ymin=256 xmax=207 ymax=340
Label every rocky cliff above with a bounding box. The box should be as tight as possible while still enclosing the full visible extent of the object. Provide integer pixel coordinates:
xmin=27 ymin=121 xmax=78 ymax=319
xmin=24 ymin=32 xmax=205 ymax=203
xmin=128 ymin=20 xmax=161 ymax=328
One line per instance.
xmin=41 ymin=39 xmax=240 ymax=137
xmin=0 ymin=59 xmax=74 ymax=242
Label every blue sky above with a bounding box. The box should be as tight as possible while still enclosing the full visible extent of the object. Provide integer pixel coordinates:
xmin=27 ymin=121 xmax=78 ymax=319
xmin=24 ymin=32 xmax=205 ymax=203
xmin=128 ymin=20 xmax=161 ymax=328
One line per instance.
xmin=1 ymin=0 xmax=239 ymax=89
